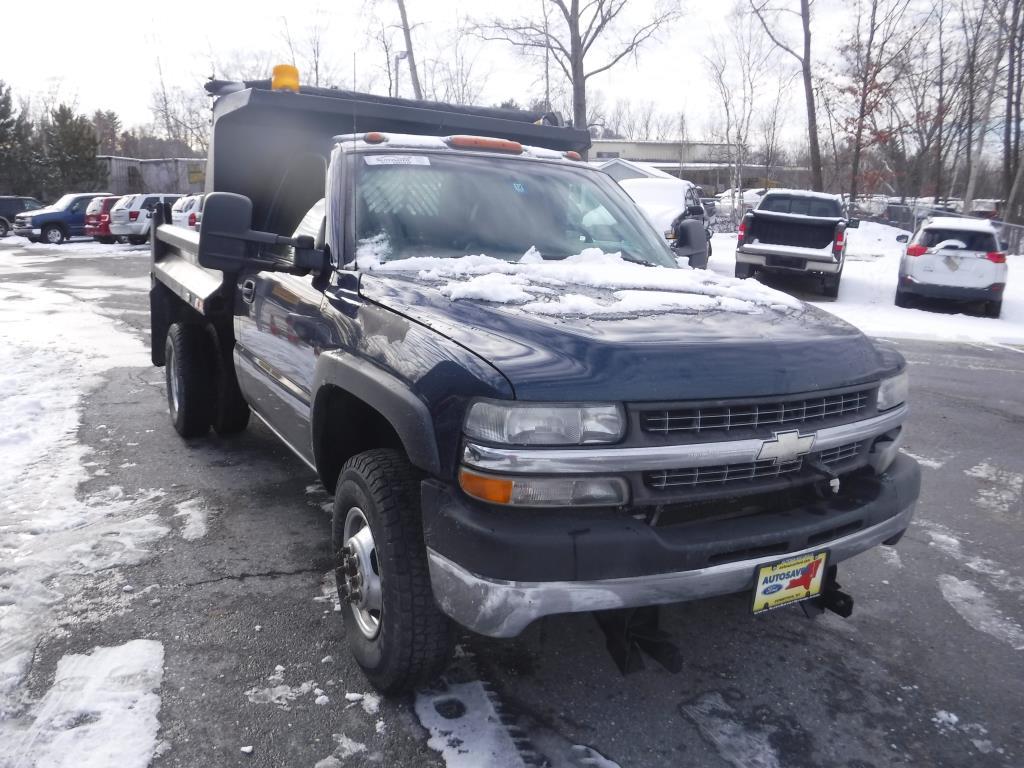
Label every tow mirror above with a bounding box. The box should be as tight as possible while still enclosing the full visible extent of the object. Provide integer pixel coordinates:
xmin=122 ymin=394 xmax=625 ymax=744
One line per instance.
xmin=895 ymin=233 xmax=909 ymax=243
xmin=197 ymin=192 xmax=326 ymax=275
xmin=197 ymin=192 xmax=251 ymax=271
xmin=687 ymin=204 xmax=705 ymax=217
xmin=847 ymin=217 xmax=860 ymax=229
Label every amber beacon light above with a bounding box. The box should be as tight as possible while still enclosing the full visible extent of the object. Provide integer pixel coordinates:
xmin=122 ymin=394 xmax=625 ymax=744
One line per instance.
xmin=271 ymin=64 xmax=300 ymax=92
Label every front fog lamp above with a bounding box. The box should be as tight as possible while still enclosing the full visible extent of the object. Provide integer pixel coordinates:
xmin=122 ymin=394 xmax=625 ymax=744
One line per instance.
xmin=459 ymin=469 xmax=628 ymax=507
xmin=464 ymin=401 xmax=624 ymax=446
xmin=877 ymin=371 xmax=908 ymax=412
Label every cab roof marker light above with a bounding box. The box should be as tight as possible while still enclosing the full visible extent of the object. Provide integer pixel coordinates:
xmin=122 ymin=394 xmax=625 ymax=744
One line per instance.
xmin=446 ymin=135 xmax=524 ymax=153
xmin=563 ymin=150 xmax=582 ymax=161
xmin=363 ymin=132 xmax=387 ymax=144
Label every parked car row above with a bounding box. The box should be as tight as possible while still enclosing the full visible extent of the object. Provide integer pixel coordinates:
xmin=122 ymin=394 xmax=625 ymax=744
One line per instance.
xmin=3 ymin=190 xmax=204 ymax=244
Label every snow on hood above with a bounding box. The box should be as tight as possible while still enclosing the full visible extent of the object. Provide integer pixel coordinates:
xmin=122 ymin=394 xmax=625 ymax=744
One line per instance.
xmin=354 ymin=243 xmax=803 ymax=318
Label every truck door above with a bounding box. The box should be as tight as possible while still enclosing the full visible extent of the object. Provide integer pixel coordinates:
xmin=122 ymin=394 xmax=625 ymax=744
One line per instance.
xmin=234 ymin=164 xmax=328 ymax=460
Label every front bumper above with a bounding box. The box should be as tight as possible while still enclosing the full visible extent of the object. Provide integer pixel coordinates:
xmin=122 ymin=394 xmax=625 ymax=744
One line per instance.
xmin=899 ymin=277 xmax=1004 ymax=301
xmin=13 ymin=226 xmax=41 ymax=237
xmin=423 ymin=454 xmax=920 ymax=637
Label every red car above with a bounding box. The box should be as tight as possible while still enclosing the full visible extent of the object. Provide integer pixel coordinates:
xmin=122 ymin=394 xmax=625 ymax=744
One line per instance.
xmin=84 ymin=195 xmax=124 ymax=244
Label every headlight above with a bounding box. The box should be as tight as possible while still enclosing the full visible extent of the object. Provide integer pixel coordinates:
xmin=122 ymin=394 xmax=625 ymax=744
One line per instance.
xmin=464 ymin=400 xmax=624 ymax=445
xmin=459 ymin=468 xmax=629 ymax=507
xmin=877 ymin=371 xmax=908 ymax=412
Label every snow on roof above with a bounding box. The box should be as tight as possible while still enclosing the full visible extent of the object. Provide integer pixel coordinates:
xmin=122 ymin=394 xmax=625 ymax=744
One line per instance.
xmin=922 ymin=216 xmax=999 ymax=233
xmin=595 ymin=157 xmax=677 ymax=179
xmin=760 ymin=188 xmax=843 ymax=202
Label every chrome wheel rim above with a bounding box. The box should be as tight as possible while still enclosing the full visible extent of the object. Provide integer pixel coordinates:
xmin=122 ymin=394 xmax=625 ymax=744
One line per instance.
xmin=45 ymin=228 xmax=61 ymax=244
xmin=340 ymin=506 xmax=382 ymax=639
xmin=166 ymin=343 xmax=181 ymax=417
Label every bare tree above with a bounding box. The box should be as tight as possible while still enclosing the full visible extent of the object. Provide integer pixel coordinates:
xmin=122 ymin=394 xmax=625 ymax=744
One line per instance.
xmin=839 ymin=0 xmax=911 ymax=202
xmin=422 ymin=23 xmax=489 ymax=105
xmin=963 ymin=0 xmax=1009 ymax=208
xmin=477 ymin=0 xmax=681 ymax=131
xmin=750 ymin=0 xmax=824 ymax=190
xmin=395 ymin=0 xmax=424 ymax=99
xmin=757 ymin=72 xmax=797 ymax=181
xmin=706 ymin=5 xmax=772 ymax=211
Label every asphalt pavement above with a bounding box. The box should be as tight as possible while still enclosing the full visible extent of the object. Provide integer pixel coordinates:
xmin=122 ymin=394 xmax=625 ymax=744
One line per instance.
xmin=3 ymin=240 xmax=1022 ymax=768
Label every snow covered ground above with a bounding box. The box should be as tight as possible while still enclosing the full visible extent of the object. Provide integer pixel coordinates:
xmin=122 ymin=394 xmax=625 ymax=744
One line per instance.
xmin=708 ymin=221 xmax=1024 ymax=345
xmin=0 ymin=239 xmax=168 ymax=767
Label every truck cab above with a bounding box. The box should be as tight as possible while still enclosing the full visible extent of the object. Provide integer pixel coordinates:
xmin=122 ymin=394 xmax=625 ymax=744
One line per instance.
xmin=149 ymin=70 xmax=920 ymax=693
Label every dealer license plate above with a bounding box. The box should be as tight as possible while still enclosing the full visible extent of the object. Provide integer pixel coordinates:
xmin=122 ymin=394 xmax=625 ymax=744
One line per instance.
xmin=752 ymin=551 xmax=829 ymax=614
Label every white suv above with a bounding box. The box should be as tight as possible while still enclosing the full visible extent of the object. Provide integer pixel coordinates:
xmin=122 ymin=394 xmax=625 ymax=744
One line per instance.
xmin=895 ymin=217 xmax=1007 ymax=318
xmin=110 ymin=193 xmax=181 ymax=244
xmin=171 ymin=194 xmax=204 ymax=231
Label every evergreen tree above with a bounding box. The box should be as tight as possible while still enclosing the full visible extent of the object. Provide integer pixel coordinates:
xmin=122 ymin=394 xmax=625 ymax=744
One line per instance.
xmin=0 ymin=81 xmax=17 ymax=193
xmin=41 ymin=104 xmax=106 ymax=195
xmin=92 ymin=109 xmax=122 ymax=155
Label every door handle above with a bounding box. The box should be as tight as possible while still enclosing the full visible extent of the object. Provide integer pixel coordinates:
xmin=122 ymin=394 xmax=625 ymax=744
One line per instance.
xmin=240 ymin=279 xmax=256 ymax=304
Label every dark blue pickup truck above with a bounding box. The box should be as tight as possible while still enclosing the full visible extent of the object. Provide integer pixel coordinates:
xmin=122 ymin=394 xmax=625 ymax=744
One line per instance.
xmin=13 ymin=191 xmax=112 ymax=244
xmin=149 ymin=73 xmax=920 ymax=693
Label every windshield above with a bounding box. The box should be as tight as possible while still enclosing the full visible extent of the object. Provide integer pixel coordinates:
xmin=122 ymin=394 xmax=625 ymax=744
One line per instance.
xmin=350 ymin=153 xmax=677 ymax=268
xmin=51 ymin=194 xmax=78 ymax=210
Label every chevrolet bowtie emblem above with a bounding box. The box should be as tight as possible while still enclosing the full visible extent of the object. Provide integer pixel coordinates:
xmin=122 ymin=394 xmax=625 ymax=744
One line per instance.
xmin=757 ymin=430 xmax=816 ymax=463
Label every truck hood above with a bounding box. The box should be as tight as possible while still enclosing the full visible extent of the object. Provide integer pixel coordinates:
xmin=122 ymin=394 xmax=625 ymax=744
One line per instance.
xmin=357 ymin=256 xmax=890 ymax=401
xmin=18 ymin=205 xmax=62 ymax=219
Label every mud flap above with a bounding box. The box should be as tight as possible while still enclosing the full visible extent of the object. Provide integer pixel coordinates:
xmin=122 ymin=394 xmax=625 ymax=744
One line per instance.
xmin=593 ymin=606 xmax=683 ymax=675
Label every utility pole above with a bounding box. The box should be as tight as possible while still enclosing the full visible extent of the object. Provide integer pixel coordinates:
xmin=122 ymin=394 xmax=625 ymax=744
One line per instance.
xmin=394 ymin=51 xmax=407 ymax=98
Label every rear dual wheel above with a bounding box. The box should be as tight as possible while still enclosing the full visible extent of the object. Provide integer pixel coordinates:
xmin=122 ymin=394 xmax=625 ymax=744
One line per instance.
xmin=164 ymin=322 xmax=250 ymax=438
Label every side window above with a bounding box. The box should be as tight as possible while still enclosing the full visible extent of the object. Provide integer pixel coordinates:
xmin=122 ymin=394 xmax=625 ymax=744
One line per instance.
xmin=142 ymin=196 xmax=160 ymax=211
xmin=686 ymin=188 xmax=700 ymax=211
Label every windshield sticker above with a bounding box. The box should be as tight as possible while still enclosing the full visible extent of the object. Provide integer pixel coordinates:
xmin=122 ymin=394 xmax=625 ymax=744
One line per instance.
xmin=512 ymin=182 xmax=527 ymax=194
xmin=364 ymin=155 xmax=431 ymax=166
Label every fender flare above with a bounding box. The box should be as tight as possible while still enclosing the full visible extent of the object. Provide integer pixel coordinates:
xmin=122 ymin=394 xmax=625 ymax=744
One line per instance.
xmin=311 ymin=350 xmax=441 ymax=476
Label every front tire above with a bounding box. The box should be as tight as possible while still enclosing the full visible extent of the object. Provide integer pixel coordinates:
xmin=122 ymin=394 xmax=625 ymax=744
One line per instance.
xmin=42 ymin=225 xmax=65 ymax=245
xmin=164 ymin=323 xmax=213 ymax=438
xmin=333 ymin=449 xmax=453 ymax=693
xmin=0 ymin=219 xmax=9 ymax=237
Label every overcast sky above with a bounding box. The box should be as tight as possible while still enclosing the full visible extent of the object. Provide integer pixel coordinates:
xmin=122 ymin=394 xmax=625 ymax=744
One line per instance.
xmin=0 ymin=0 xmax=847 ymax=142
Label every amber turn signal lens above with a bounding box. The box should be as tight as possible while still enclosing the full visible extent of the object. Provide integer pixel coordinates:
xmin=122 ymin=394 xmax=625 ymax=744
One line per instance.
xmin=459 ymin=469 xmax=513 ymax=505
xmin=447 ymin=135 xmax=523 ymax=153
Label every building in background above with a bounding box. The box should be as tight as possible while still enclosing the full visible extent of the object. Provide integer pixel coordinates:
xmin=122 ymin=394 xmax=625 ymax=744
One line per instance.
xmin=590 ymin=139 xmax=807 ymax=192
xmin=98 ymin=156 xmax=206 ymax=195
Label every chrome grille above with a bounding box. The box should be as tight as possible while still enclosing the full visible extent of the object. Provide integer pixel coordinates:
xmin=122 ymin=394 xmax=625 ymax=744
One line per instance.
xmin=819 ymin=441 xmax=863 ymax=466
xmin=640 ymin=389 xmax=872 ymax=435
xmin=645 ymin=441 xmax=863 ymax=491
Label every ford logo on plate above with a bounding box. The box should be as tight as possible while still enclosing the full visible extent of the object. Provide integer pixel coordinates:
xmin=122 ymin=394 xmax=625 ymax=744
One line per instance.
xmin=763 ymin=583 xmax=783 ymax=595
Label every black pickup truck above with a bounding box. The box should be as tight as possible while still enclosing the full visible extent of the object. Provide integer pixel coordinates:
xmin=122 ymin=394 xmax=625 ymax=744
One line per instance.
xmin=149 ymin=70 xmax=920 ymax=693
xmin=735 ymin=189 xmax=860 ymax=297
